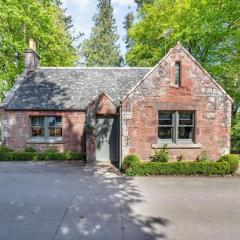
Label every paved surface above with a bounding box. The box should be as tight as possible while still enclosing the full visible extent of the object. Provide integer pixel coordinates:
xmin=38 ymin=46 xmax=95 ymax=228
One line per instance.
xmin=0 ymin=162 xmax=240 ymax=240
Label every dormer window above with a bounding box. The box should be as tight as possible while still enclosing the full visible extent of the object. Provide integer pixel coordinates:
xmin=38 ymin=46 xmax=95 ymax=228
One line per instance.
xmin=175 ymin=62 xmax=181 ymax=86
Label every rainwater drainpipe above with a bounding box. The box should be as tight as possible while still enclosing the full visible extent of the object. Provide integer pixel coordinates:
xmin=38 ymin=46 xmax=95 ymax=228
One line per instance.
xmin=119 ymin=104 xmax=123 ymax=170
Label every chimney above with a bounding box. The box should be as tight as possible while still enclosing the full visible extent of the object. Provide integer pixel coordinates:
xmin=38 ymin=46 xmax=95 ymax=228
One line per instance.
xmin=24 ymin=39 xmax=40 ymax=71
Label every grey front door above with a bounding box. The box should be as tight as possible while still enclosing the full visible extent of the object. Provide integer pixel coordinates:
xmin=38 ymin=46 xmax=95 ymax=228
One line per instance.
xmin=96 ymin=117 xmax=118 ymax=162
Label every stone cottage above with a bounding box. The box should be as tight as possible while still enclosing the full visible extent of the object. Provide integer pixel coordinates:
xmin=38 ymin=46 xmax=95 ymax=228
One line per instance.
xmin=0 ymin=42 xmax=233 ymax=167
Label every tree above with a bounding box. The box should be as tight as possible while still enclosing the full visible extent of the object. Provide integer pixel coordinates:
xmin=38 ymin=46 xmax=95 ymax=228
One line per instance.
xmin=134 ymin=0 xmax=154 ymax=9
xmin=123 ymin=11 xmax=134 ymax=51
xmin=232 ymin=112 xmax=240 ymax=153
xmin=80 ymin=0 xmax=121 ymax=66
xmin=126 ymin=0 xmax=240 ymax=113
xmin=0 ymin=0 xmax=78 ymax=99
xmin=123 ymin=0 xmax=153 ymax=50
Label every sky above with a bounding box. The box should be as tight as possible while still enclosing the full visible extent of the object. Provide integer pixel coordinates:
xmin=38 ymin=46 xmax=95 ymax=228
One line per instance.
xmin=62 ymin=0 xmax=136 ymax=55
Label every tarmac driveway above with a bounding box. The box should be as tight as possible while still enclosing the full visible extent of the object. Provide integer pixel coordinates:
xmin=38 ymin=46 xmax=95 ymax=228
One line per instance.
xmin=0 ymin=161 xmax=240 ymax=240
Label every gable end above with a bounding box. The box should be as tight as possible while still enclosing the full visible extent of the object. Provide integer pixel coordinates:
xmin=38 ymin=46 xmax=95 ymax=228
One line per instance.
xmin=122 ymin=42 xmax=233 ymax=103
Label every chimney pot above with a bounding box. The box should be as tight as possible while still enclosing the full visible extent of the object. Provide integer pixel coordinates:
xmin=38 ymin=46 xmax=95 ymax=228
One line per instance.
xmin=29 ymin=38 xmax=36 ymax=51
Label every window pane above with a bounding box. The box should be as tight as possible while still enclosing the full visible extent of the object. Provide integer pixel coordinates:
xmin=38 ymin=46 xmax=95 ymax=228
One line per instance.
xmin=55 ymin=128 xmax=62 ymax=136
xmin=48 ymin=117 xmax=56 ymax=126
xmin=31 ymin=116 xmax=44 ymax=126
xmin=179 ymin=113 xmax=193 ymax=125
xmin=48 ymin=116 xmax=62 ymax=127
xmin=178 ymin=127 xmax=193 ymax=139
xmin=31 ymin=127 xmax=44 ymax=137
xmin=175 ymin=62 xmax=180 ymax=85
xmin=158 ymin=113 xmax=173 ymax=125
xmin=158 ymin=127 xmax=173 ymax=140
xmin=55 ymin=117 xmax=62 ymax=126
xmin=48 ymin=127 xmax=62 ymax=137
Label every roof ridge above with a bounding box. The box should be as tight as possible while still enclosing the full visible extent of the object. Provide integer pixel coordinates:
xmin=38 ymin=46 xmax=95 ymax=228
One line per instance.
xmin=38 ymin=67 xmax=152 ymax=70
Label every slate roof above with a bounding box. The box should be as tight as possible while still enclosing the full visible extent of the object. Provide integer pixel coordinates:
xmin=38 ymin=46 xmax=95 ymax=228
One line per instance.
xmin=3 ymin=67 xmax=151 ymax=110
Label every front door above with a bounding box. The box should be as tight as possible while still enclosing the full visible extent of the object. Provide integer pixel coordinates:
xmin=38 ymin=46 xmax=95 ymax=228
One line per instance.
xmin=96 ymin=117 xmax=118 ymax=162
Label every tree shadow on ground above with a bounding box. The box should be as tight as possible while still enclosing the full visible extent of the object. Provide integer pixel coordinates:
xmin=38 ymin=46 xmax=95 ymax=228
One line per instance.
xmin=54 ymin=163 xmax=170 ymax=240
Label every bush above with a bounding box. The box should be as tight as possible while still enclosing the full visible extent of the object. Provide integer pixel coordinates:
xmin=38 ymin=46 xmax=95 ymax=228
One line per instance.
xmin=196 ymin=151 xmax=211 ymax=162
xmin=218 ymin=154 xmax=239 ymax=174
xmin=0 ymin=146 xmax=13 ymax=153
xmin=24 ymin=147 xmax=37 ymax=152
xmin=231 ymin=113 xmax=240 ymax=154
xmin=44 ymin=147 xmax=58 ymax=153
xmin=123 ymin=155 xmax=140 ymax=171
xmin=125 ymin=161 xmax=231 ymax=176
xmin=0 ymin=148 xmax=84 ymax=161
xmin=151 ymin=146 xmax=170 ymax=163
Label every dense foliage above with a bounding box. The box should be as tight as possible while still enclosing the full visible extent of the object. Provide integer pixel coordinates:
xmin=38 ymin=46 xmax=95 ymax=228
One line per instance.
xmin=134 ymin=0 xmax=154 ymax=9
xmin=122 ymin=154 xmax=141 ymax=171
xmin=196 ymin=151 xmax=211 ymax=162
xmin=232 ymin=113 xmax=240 ymax=153
xmin=123 ymin=12 xmax=134 ymax=51
xmin=150 ymin=147 xmax=170 ymax=163
xmin=123 ymin=154 xmax=239 ymax=176
xmin=126 ymin=0 xmax=240 ymax=114
xmin=0 ymin=146 xmax=84 ymax=161
xmin=80 ymin=0 xmax=122 ymax=66
xmin=0 ymin=0 xmax=78 ymax=99
xmin=218 ymin=154 xmax=239 ymax=174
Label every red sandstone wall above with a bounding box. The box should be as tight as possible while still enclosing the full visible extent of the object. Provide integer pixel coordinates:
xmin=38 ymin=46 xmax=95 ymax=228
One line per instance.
xmin=94 ymin=94 xmax=118 ymax=115
xmin=3 ymin=110 xmax=86 ymax=152
xmin=122 ymin=45 xmax=232 ymax=161
xmin=86 ymin=93 xmax=118 ymax=162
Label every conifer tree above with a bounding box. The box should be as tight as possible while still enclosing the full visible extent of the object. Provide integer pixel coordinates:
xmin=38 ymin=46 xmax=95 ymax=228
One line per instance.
xmin=81 ymin=0 xmax=121 ymax=66
xmin=123 ymin=12 xmax=134 ymax=51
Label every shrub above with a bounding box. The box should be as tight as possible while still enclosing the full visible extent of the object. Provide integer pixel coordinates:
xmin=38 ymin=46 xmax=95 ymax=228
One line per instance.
xmin=123 ymin=155 xmax=140 ymax=171
xmin=24 ymin=147 xmax=37 ymax=152
xmin=177 ymin=155 xmax=184 ymax=162
xmin=11 ymin=152 xmax=36 ymax=161
xmin=218 ymin=154 xmax=239 ymax=174
xmin=0 ymin=146 xmax=13 ymax=153
xmin=231 ymin=113 xmax=240 ymax=154
xmin=196 ymin=151 xmax=211 ymax=162
xmin=0 ymin=149 xmax=84 ymax=161
xmin=125 ymin=161 xmax=230 ymax=176
xmin=44 ymin=148 xmax=58 ymax=153
xmin=150 ymin=145 xmax=170 ymax=163
xmin=65 ymin=151 xmax=84 ymax=160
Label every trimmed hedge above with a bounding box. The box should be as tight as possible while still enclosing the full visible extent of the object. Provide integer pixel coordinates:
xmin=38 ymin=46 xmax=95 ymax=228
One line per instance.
xmin=123 ymin=154 xmax=239 ymax=176
xmin=122 ymin=155 xmax=140 ymax=171
xmin=0 ymin=150 xmax=84 ymax=161
xmin=218 ymin=154 xmax=239 ymax=174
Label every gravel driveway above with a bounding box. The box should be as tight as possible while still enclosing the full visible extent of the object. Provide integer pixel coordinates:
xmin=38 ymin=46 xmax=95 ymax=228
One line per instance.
xmin=0 ymin=161 xmax=240 ymax=240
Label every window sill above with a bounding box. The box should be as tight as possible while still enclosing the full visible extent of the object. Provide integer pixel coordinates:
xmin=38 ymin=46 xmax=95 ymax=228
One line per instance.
xmin=152 ymin=143 xmax=202 ymax=149
xmin=27 ymin=138 xmax=64 ymax=144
